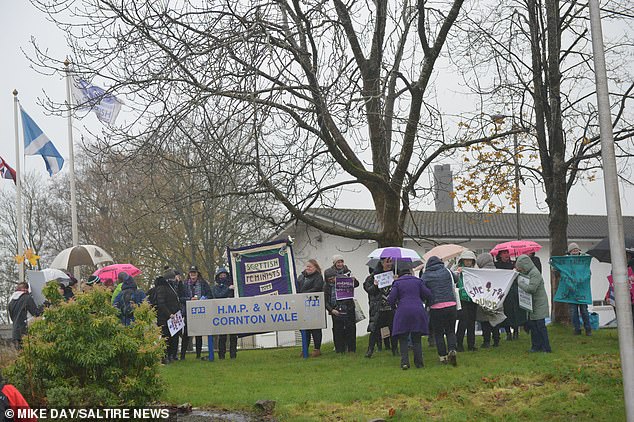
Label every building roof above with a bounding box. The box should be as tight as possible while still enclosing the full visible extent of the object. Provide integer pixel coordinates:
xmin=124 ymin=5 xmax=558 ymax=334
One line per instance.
xmin=305 ymin=208 xmax=634 ymax=240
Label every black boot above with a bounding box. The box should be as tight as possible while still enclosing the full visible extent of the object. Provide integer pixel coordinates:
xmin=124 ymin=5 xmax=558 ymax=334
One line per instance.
xmin=365 ymin=346 xmax=373 ymax=358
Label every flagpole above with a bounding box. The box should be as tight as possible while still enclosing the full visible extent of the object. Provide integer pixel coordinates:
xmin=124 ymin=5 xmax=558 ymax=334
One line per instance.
xmin=64 ymin=59 xmax=80 ymax=281
xmin=589 ymin=0 xmax=634 ymax=419
xmin=13 ymin=90 xmax=24 ymax=283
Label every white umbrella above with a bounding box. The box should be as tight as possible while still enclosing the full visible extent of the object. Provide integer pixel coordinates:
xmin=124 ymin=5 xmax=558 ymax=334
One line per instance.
xmin=41 ymin=268 xmax=71 ymax=287
xmin=49 ymin=244 xmax=114 ymax=270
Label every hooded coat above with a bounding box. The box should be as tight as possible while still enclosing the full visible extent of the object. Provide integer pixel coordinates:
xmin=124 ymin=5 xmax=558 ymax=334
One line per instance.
xmin=113 ymin=276 xmax=146 ymax=326
xmin=515 ymin=255 xmax=550 ymax=320
xmin=212 ymin=270 xmax=234 ymax=299
xmin=8 ymin=291 xmax=41 ymax=342
xmin=387 ymin=274 xmax=432 ymax=336
xmin=154 ymin=276 xmax=181 ymax=326
xmin=455 ymin=250 xmax=477 ymax=302
xmin=363 ymin=263 xmax=394 ymax=333
xmin=421 ymin=256 xmax=457 ymax=306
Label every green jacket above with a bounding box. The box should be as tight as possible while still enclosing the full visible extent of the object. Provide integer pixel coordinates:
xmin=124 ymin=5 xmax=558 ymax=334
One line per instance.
xmin=515 ymin=255 xmax=549 ymax=320
xmin=111 ymin=283 xmax=122 ymax=305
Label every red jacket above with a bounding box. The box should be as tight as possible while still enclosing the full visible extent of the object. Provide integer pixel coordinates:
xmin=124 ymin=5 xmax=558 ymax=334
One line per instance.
xmin=1 ymin=384 xmax=37 ymax=422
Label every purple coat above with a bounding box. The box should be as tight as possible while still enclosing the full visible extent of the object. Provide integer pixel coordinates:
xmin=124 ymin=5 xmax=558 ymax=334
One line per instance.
xmin=387 ymin=274 xmax=432 ymax=337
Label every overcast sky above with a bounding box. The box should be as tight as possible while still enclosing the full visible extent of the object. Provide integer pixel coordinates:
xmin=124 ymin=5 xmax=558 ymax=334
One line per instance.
xmin=1 ymin=2 xmax=632 ymax=217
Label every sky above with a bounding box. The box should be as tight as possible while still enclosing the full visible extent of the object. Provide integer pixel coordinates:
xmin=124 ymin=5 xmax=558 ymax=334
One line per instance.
xmin=1 ymin=2 xmax=632 ymax=217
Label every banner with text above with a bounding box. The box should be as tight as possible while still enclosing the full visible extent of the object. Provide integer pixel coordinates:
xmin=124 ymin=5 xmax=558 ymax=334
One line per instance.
xmin=551 ymin=255 xmax=593 ymax=305
xmin=461 ymin=268 xmax=517 ymax=312
xmin=228 ymin=240 xmax=297 ymax=297
xmin=186 ymin=292 xmax=327 ymax=336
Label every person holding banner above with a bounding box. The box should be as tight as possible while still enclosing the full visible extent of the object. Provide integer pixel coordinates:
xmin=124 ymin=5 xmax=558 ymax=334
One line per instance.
xmin=475 ymin=253 xmax=501 ymax=348
xmin=515 ymin=255 xmax=552 ymax=353
xmin=422 ymin=256 xmax=459 ymax=366
xmin=565 ymin=243 xmax=592 ymax=336
xmin=154 ymin=274 xmax=182 ymax=364
xmin=387 ymin=268 xmax=432 ymax=369
xmin=454 ymin=250 xmax=478 ymax=352
xmin=296 ymin=259 xmax=325 ymax=357
xmin=212 ymin=267 xmax=238 ymax=359
xmin=496 ymin=250 xmax=526 ymax=341
xmin=324 ymin=255 xmax=359 ymax=353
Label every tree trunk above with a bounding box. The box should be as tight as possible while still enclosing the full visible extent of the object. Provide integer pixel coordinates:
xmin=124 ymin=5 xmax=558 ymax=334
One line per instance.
xmin=547 ymin=175 xmax=570 ymax=323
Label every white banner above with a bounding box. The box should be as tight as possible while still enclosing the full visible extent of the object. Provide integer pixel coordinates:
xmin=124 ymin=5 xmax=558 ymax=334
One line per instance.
xmin=167 ymin=310 xmax=185 ymax=336
xmin=462 ymin=268 xmax=517 ymax=312
xmin=26 ymin=270 xmax=47 ymax=307
xmin=374 ymin=272 xmax=394 ymax=289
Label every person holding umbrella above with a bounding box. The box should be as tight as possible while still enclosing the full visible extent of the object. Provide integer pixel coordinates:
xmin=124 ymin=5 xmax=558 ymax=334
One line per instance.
xmin=496 ymin=250 xmax=526 ymax=341
xmin=364 ymin=258 xmax=397 ymax=358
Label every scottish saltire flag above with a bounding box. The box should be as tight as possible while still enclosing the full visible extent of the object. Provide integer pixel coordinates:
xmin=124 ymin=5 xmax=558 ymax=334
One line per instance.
xmin=20 ymin=107 xmax=64 ymax=176
xmin=0 ymin=156 xmax=17 ymax=183
xmin=71 ymin=78 xmax=122 ymax=124
xmin=551 ymin=255 xmax=592 ymax=304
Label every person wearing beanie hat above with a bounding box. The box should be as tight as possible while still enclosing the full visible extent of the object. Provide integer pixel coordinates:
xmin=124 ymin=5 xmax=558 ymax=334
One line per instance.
xmin=496 ymin=251 xmax=527 ymax=342
xmin=566 ymin=244 xmax=592 ymax=336
xmin=324 ymin=254 xmax=359 ymax=353
xmin=212 ymin=266 xmax=238 ymax=359
xmin=454 ymin=250 xmax=478 ymax=352
xmin=332 ymin=254 xmax=344 ymax=265
xmin=568 ymin=243 xmax=581 ymax=254
xmin=110 ymin=271 xmax=131 ymax=305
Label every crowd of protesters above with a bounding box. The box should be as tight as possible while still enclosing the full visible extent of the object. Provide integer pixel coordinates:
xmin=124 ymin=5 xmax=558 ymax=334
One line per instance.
xmin=7 ymin=244 xmax=633 ymax=369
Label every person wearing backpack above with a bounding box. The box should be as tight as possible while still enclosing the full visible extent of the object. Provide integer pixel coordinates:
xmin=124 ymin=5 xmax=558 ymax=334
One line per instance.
xmin=113 ymin=274 xmax=146 ymax=326
xmin=0 ymin=370 xmax=37 ymax=422
xmin=8 ymin=282 xmax=42 ymax=348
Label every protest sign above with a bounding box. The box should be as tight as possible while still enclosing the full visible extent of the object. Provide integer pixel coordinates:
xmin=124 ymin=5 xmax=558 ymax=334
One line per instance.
xmin=167 ymin=310 xmax=185 ymax=336
xmin=551 ymin=255 xmax=593 ymax=304
xmin=228 ymin=240 xmax=297 ymax=297
xmin=461 ymin=268 xmax=517 ymax=312
xmin=517 ymin=279 xmax=533 ymax=312
xmin=26 ymin=270 xmax=47 ymax=307
xmin=186 ymin=292 xmax=326 ymax=336
xmin=374 ymin=272 xmax=394 ymax=289
xmin=335 ymin=277 xmax=354 ymax=300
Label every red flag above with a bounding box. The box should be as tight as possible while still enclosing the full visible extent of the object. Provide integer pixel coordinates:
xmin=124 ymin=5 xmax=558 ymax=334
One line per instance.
xmin=0 ymin=156 xmax=17 ymax=184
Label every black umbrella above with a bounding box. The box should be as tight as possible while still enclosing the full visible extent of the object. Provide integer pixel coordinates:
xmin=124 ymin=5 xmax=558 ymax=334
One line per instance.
xmin=586 ymin=236 xmax=634 ymax=263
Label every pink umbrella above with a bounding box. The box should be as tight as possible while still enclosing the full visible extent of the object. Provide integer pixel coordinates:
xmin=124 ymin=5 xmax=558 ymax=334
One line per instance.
xmin=490 ymin=240 xmax=542 ymax=258
xmin=93 ymin=263 xmax=141 ymax=281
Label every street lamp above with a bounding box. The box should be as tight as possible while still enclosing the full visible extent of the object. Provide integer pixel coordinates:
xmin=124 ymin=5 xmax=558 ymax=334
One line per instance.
xmin=490 ymin=114 xmax=521 ymax=240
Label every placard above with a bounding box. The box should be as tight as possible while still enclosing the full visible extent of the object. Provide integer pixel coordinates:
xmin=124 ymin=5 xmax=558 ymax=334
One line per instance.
xmin=167 ymin=310 xmax=185 ymax=336
xmin=518 ymin=277 xmax=533 ymax=311
xmin=335 ymin=277 xmax=354 ymax=300
xmin=374 ymin=272 xmax=394 ymax=289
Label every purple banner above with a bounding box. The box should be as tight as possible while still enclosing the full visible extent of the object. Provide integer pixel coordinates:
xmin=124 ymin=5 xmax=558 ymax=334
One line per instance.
xmin=228 ymin=241 xmax=297 ymax=298
xmin=335 ymin=277 xmax=354 ymax=301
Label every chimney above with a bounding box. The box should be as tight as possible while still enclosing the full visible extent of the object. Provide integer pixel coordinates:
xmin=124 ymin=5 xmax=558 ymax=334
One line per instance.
xmin=433 ymin=164 xmax=454 ymax=212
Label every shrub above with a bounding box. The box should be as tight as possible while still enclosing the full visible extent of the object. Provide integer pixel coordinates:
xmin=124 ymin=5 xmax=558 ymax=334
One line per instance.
xmin=5 ymin=286 xmax=164 ymax=407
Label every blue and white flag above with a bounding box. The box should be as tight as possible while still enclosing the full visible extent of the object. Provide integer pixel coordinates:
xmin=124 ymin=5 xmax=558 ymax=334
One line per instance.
xmin=71 ymin=78 xmax=122 ymax=124
xmin=20 ymin=107 xmax=64 ymax=176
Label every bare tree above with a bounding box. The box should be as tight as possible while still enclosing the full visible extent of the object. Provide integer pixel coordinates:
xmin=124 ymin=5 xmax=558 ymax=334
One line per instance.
xmin=450 ymin=0 xmax=634 ymax=321
xmin=27 ymin=0 xmax=532 ymax=248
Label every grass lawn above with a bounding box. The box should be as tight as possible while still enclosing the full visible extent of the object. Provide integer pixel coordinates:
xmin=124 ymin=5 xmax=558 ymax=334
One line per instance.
xmin=160 ymin=325 xmax=625 ymax=421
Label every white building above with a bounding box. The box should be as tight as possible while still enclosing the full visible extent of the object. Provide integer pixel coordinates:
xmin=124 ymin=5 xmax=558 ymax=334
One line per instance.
xmin=257 ymin=208 xmax=634 ymax=348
